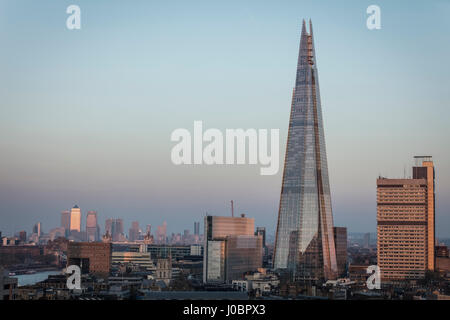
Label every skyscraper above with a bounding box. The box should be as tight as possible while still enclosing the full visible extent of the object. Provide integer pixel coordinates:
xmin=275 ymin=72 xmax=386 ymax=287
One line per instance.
xmin=129 ymin=221 xmax=140 ymax=242
xmin=255 ymin=227 xmax=266 ymax=248
xmin=203 ymin=215 xmax=262 ymax=283
xmin=70 ymin=205 xmax=81 ymax=233
xmin=61 ymin=210 xmax=70 ymax=233
xmin=156 ymin=221 xmax=167 ymax=244
xmin=377 ymin=156 xmax=435 ymax=280
xmin=18 ymin=230 xmax=27 ymax=243
xmin=194 ymin=222 xmax=200 ymax=236
xmin=363 ymin=233 xmax=370 ymax=248
xmin=86 ymin=211 xmax=100 ymax=242
xmin=273 ymin=20 xmax=338 ymax=281
xmin=106 ymin=218 xmax=125 ymax=242
xmin=333 ymin=227 xmax=347 ymax=277
xmin=105 ymin=218 xmax=113 ymax=236
xmin=256 ymin=226 xmax=268 ymax=267
xmin=32 ymin=222 xmax=41 ymax=237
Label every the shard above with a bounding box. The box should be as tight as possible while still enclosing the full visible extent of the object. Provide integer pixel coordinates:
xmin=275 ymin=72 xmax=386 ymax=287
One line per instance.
xmin=273 ymin=20 xmax=337 ymax=281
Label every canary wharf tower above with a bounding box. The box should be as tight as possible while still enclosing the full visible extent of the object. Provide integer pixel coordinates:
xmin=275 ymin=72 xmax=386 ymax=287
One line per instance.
xmin=273 ymin=20 xmax=337 ymax=281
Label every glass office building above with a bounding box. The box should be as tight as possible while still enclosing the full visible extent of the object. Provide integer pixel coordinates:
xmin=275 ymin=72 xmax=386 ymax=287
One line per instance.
xmin=86 ymin=211 xmax=100 ymax=242
xmin=273 ymin=21 xmax=337 ymax=281
xmin=225 ymin=235 xmax=263 ymax=282
xmin=203 ymin=215 xmax=261 ymax=283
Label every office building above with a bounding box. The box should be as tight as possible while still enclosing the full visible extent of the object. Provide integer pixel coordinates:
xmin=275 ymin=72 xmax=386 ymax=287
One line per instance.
xmin=105 ymin=218 xmax=125 ymax=242
xmin=70 ymin=205 xmax=81 ymax=233
xmin=194 ymin=222 xmax=200 ymax=236
xmin=334 ymin=227 xmax=347 ymax=277
xmin=129 ymin=221 xmax=140 ymax=242
xmin=112 ymin=244 xmax=153 ymax=270
xmin=256 ymin=227 xmax=268 ymax=267
xmin=32 ymin=222 xmax=41 ymax=237
xmin=225 ymin=235 xmax=263 ymax=282
xmin=203 ymin=215 xmax=262 ymax=283
xmin=86 ymin=211 xmax=100 ymax=242
xmin=18 ymin=231 xmax=27 ymax=243
xmin=61 ymin=210 xmax=70 ymax=233
xmin=363 ymin=233 xmax=370 ymax=248
xmin=273 ymin=20 xmax=337 ymax=281
xmin=67 ymin=242 xmax=112 ymax=277
xmin=377 ymin=156 xmax=435 ymax=280
xmin=156 ymin=222 xmax=167 ymax=244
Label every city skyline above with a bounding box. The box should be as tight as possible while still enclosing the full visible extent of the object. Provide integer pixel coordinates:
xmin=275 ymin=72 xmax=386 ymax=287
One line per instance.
xmin=1 ymin=3 xmax=450 ymax=302
xmin=1 ymin=1 xmax=450 ymax=237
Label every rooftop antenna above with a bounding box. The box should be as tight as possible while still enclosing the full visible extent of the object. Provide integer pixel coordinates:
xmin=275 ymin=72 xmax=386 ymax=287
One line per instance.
xmin=231 ymin=200 xmax=234 ymax=217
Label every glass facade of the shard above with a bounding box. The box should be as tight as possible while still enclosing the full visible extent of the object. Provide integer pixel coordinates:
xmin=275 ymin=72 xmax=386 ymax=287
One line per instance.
xmin=273 ymin=21 xmax=338 ymax=281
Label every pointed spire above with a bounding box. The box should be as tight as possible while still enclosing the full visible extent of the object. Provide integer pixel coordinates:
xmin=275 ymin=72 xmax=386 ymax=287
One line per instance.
xmin=309 ymin=19 xmax=313 ymax=37
xmin=301 ymin=19 xmax=307 ymax=36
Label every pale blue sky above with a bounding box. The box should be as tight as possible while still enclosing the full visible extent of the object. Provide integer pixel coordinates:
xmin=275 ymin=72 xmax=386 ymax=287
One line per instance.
xmin=1 ymin=0 xmax=449 ymax=238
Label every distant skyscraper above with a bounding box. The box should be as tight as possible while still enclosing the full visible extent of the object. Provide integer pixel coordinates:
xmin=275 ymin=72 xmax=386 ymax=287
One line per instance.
xmin=86 ymin=211 xmax=100 ymax=242
xmin=256 ymin=226 xmax=268 ymax=267
xmin=194 ymin=222 xmax=200 ymax=236
xmin=156 ymin=221 xmax=167 ymax=244
xmin=105 ymin=218 xmax=113 ymax=236
xmin=104 ymin=218 xmax=124 ymax=242
xmin=129 ymin=221 xmax=140 ymax=242
xmin=18 ymin=230 xmax=27 ymax=243
xmin=255 ymin=227 xmax=266 ymax=248
xmin=273 ymin=20 xmax=338 ymax=281
xmin=70 ymin=205 xmax=81 ymax=232
xmin=61 ymin=210 xmax=70 ymax=233
xmin=377 ymin=156 xmax=435 ymax=280
xmin=113 ymin=219 xmax=124 ymax=242
xmin=363 ymin=233 xmax=370 ymax=249
xmin=32 ymin=222 xmax=41 ymax=237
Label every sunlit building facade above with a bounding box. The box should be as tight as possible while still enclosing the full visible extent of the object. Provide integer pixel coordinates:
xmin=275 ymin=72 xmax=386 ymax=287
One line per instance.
xmin=86 ymin=211 xmax=100 ymax=242
xmin=70 ymin=205 xmax=81 ymax=233
xmin=67 ymin=242 xmax=112 ymax=277
xmin=203 ymin=215 xmax=261 ymax=283
xmin=377 ymin=156 xmax=435 ymax=280
xmin=273 ymin=20 xmax=338 ymax=281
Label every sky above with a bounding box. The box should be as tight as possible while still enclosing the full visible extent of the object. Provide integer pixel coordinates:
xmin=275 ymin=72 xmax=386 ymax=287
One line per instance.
xmin=0 ymin=0 xmax=449 ymax=238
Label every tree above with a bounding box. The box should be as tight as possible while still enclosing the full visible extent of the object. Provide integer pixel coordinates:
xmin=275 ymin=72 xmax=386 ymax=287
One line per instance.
xmin=169 ymin=273 xmax=193 ymax=291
